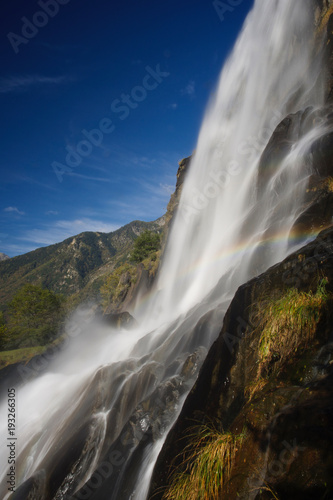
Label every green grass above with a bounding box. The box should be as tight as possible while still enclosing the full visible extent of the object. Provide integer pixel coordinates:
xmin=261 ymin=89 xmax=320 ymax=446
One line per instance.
xmin=256 ymin=279 xmax=329 ymax=376
xmin=324 ymin=176 xmax=333 ymax=192
xmin=163 ymin=425 xmax=245 ymax=500
xmin=0 ymin=346 xmax=48 ymax=369
xmin=0 ymin=335 xmax=66 ymax=369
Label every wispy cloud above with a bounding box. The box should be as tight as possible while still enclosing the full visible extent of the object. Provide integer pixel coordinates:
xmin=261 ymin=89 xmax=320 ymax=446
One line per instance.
xmin=106 ymin=177 xmax=175 ymax=221
xmin=4 ymin=206 xmax=25 ymax=215
xmin=181 ymin=80 xmax=196 ymax=98
xmin=0 ymin=75 xmax=72 ymax=94
xmin=0 ymin=243 xmax=37 ymax=257
xmin=159 ymin=183 xmax=174 ymax=195
xmin=45 ymin=210 xmax=59 ymax=216
xmin=15 ymin=174 xmax=61 ymax=191
xmin=68 ymin=172 xmax=112 ymax=182
xmin=21 ymin=218 xmax=120 ymax=246
xmin=169 ymin=103 xmax=178 ymax=109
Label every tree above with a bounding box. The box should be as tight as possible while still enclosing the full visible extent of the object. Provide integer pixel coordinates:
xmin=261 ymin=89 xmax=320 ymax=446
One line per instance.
xmin=130 ymin=230 xmax=160 ymax=263
xmin=5 ymin=284 xmax=65 ymax=349
xmin=0 ymin=312 xmax=10 ymax=350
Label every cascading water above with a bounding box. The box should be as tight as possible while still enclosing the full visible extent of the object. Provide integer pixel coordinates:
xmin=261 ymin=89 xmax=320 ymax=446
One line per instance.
xmin=0 ymin=1 xmax=331 ymax=499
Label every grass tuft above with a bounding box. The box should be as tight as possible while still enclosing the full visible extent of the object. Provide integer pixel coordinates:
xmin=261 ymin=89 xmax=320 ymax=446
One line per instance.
xmin=255 ymin=279 xmax=329 ymax=377
xmin=163 ymin=424 xmax=245 ymax=500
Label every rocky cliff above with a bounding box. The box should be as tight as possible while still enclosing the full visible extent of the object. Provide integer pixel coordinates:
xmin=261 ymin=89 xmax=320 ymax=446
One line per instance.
xmin=102 ymin=156 xmax=191 ymax=314
xmin=149 ymin=3 xmax=333 ymax=499
xmin=149 ymin=227 xmax=333 ymax=499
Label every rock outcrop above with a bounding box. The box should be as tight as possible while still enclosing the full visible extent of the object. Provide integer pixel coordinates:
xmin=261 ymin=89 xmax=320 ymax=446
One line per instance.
xmin=103 ymin=157 xmax=191 ymax=315
xmin=149 ymin=226 xmax=333 ymax=500
xmin=149 ymin=4 xmax=333 ymax=498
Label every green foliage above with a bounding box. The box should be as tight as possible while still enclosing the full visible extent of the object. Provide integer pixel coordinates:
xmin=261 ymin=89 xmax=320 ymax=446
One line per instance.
xmin=256 ymin=279 xmax=329 ymax=376
xmin=0 ymin=312 xmax=10 ymax=350
xmin=1 ymin=284 xmax=65 ymax=350
xmin=0 ymin=346 xmax=48 ymax=369
xmin=163 ymin=424 xmax=245 ymax=500
xmin=100 ymin=264 xmax=137 ymax=309
xmin=130 ymin=230 xmax=160 ymax=263
xmin=0 ymin=220 xmax=163 ymax=309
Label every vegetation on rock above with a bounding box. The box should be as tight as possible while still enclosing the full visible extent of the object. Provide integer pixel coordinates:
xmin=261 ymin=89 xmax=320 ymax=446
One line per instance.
xmin=100 ymin=263 xmax=138 ymax=310
xmin=150 ymin=227 xmax=333 ymax=499
xmin=130 ymin=230 xmax=161 ymax=263
xmin=255 ymin=278 xmax=329 ymax=377
xmin=163 ymin=424 xmax=245 ymax=500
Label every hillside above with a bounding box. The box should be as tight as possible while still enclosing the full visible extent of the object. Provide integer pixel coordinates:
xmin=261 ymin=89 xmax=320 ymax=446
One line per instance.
xmin=0 ymin=218 xmax=165 ymax=310
xmin=0 ymin=156 xmax=191 ymax=314
xmin=0 ymin=253 xmax=9 ymax=262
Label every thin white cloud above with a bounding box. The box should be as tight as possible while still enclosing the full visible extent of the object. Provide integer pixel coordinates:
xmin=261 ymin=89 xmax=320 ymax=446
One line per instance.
xmin=46 ymin=210 xmax=59 ymax=216
xmin=4 ymin=206 xmax=25 ymax=215
xmin=15 ymin=174 xmax=61 ymax=191
xmin=22 ymin=218 xmax=120 ymax=246
xmin=160 ymin=183 xmax=174 ymax=195
xmin=106 ymin=178 xmax=174 ymax=221
xmin=0 ymin=243 xmax=37 ymax=257
xmin=0 ymin=75 xmax=71 ymax=94
xmin=68 ymin=172 xmax=112 ymax=182
xmin=181 ymin=80 xmax=196 ymax=98
xmin=169 ymin=103 xmax=178 ymax=109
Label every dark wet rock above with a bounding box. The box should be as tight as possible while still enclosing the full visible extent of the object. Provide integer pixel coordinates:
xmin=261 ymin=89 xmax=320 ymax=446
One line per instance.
xmin=149 ymin=226 xmax=333 ymax=499
xmin=102 ymin=311 xmax=138 ymax=329
xmin=314 ymin=0 xmax=333 ymax=102
xmin=256 ymin=105 xmax=333 ymax=237
xmin=11 ymin=470 xmax=47 ymax=500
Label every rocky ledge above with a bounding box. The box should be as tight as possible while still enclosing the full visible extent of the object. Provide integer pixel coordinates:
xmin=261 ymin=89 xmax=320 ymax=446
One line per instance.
xmin=149 ymin=226 xmax=333 ymax=499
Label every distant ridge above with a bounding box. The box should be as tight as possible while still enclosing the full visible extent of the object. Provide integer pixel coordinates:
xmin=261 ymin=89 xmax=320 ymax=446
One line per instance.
xmin=0 ymin=218 xmax=165 ymax=309
xmin=0 ymin=156 xmax=191 ymax=311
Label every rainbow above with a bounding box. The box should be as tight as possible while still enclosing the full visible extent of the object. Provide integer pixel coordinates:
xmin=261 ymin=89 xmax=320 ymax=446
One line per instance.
xmin=132 ymin=227 xmax=319 ymax=315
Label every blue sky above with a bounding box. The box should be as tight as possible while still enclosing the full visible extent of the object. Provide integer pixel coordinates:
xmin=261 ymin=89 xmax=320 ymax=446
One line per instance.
xmin=0 ymin=0 xmax=253 ymax=257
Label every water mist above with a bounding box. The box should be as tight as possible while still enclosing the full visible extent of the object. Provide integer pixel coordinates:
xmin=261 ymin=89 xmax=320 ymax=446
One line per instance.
xmin=0 ymin=1 xmax=330 ymax=499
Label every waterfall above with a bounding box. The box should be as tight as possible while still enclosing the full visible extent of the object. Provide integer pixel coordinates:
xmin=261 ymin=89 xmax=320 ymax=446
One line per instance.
xmin=0 ymin=1 xmax=330 ymax=499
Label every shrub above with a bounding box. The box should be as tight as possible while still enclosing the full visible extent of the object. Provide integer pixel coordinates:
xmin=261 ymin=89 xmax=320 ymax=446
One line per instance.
xmin=3 ymin=284 xmax=65 ymax=349
xmin=130 ymin=230 xmax=160 ymax=263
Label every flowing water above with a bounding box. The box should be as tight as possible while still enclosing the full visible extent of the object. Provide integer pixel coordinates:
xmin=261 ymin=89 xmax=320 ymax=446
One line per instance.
xmin=0 ymin=1 xmax=331 ymax=499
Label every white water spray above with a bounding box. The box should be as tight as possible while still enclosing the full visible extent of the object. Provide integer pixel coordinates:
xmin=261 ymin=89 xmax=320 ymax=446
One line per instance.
xmin=0 ymin=1 xmax=330 ymax=499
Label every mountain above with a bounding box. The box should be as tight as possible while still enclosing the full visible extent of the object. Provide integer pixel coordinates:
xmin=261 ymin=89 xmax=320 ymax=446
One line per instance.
xmin=0 ymin=253 xmax=9 ymax=262
xmin=0 ymin=157 xmax=190 ymax=312
xmin=2 ymin=2 xmax=333 ymax=499
xmin=0 ymin=218 xmax=165 ymax=310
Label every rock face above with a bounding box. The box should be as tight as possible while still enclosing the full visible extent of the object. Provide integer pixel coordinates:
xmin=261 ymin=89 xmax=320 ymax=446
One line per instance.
xmin=149 ymin=4 xmax=333 ymax=499
xmin=0 ymin=253 xmax=9 ymax=261
xmin=103 ymin=157 xmax=191 ymax=315
xmin=258 ymin=106 xmax=333 ymax=237
xmin=161 ymin=156 xmax=191 ymax=252
xmin=149 ymin=226 xmax=333 ymax=499
xmin=102 ymin=311 xmax=138 ymax=329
